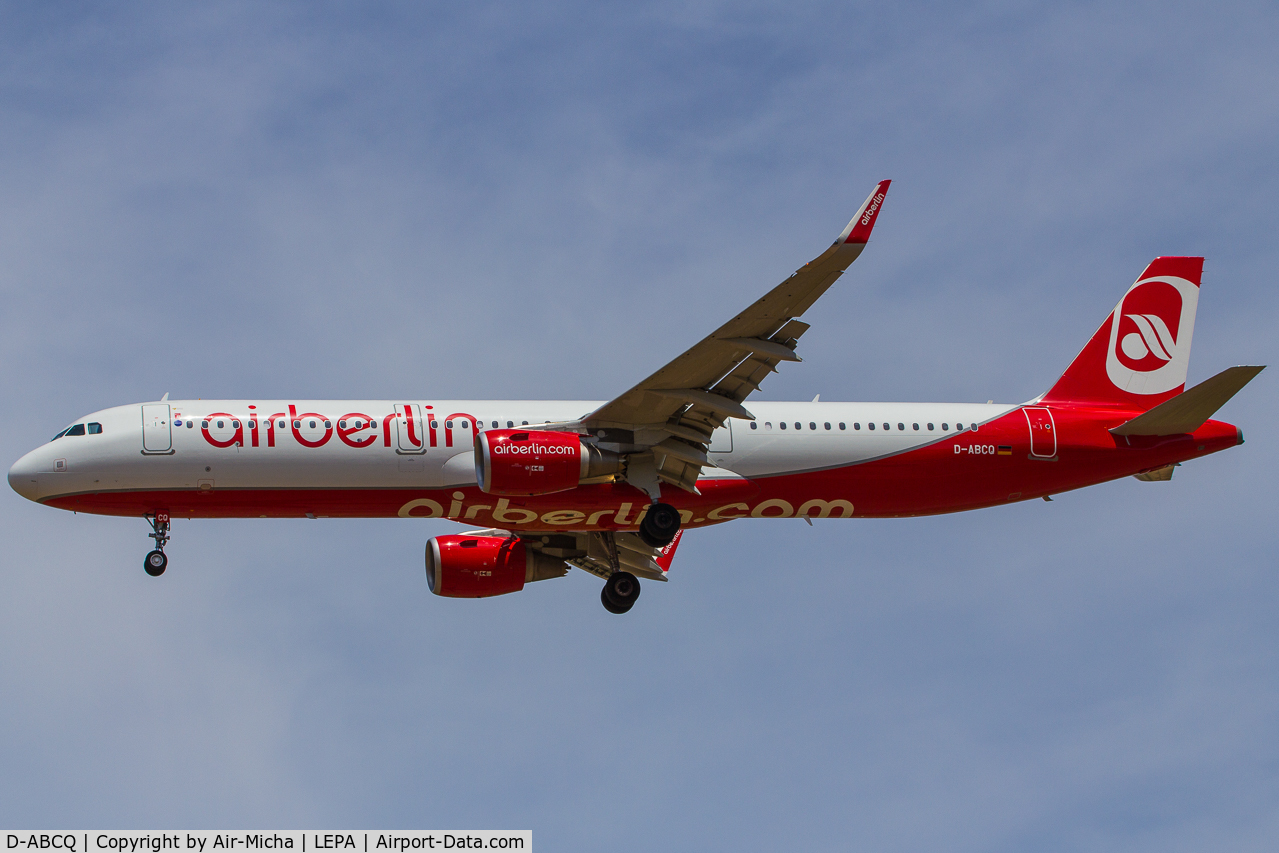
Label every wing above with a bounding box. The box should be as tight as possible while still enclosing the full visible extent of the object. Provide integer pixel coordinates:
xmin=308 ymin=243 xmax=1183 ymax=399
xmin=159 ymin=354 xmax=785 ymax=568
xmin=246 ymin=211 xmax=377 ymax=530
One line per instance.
xmin=576 ymin=180 xmax=891 ymax=497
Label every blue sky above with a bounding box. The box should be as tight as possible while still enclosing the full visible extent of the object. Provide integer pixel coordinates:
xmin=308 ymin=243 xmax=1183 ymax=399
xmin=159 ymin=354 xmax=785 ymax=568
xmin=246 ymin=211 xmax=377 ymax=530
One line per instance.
xmin=1 ymin=2 xmax=1277 ymax=849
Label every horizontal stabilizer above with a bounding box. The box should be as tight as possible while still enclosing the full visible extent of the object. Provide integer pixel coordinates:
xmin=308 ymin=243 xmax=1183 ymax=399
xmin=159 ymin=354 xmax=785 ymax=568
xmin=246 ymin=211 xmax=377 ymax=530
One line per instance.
xmin=1110 ymin=365 xmax=1264 ymax=436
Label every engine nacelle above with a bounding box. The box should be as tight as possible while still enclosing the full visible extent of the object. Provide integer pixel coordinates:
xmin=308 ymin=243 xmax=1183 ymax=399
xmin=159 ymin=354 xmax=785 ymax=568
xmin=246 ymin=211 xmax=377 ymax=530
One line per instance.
xmin=425 ymin=534 xmax=568 ymax=598
xmin=475 ymin=429 xmax=621 ymax=496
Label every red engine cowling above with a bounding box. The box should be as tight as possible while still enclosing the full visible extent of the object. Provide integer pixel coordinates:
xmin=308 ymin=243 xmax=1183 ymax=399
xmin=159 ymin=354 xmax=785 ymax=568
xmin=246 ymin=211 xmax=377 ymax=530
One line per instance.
xmin=425 ymin=534 xmax=568 ymax=598
xmin=475 ymin=429 xmax=620 ymax=496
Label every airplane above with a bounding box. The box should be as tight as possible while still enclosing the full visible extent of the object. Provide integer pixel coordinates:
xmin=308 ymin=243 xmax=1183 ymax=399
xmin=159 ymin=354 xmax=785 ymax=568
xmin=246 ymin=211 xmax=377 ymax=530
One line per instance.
xmin=8 ymin=180 xmax=1265 ymax=614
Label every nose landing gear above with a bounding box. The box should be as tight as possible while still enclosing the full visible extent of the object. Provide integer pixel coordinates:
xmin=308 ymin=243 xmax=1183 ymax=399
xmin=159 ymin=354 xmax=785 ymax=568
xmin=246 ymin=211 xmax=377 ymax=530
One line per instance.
xmin=144 ymin=512 xmax=170 ymax=577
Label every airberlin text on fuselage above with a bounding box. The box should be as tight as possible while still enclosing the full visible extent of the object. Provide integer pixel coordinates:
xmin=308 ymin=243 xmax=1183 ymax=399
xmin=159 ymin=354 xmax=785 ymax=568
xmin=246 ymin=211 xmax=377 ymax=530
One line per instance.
xmin=182 ymin=404 xmax=477 ymax=451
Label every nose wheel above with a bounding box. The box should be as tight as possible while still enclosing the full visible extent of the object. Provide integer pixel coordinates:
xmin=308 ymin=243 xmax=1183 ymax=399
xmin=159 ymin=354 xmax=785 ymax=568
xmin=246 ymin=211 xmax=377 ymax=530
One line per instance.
xmin=144 ymin=512 xmax=171 ymax=577
xmin=144 ymin=549 xmax=168 ymax=576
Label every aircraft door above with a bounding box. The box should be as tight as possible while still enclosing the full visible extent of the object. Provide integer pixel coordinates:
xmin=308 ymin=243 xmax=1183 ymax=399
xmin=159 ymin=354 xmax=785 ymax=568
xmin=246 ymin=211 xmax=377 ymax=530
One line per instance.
xmin=1023 ymin=407 xmax=1057 ymax=459
xmin=142 ymin=404 xmax=172 ymax=453
xmin=395 ymin=403 xmax=427 ymax=454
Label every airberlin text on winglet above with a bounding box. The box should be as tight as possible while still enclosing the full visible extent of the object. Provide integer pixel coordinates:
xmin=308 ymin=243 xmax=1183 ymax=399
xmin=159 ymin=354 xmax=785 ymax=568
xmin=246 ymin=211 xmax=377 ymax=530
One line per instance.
xmin=844 ymin=178 xmax=891 ymax=243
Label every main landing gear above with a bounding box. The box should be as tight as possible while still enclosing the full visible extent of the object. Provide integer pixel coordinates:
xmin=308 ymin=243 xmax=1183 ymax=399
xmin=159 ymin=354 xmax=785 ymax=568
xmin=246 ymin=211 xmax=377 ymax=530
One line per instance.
xmin=599 ymin=502 xmax=680 ymax=614
xmin=144 ymin=512 xmax=170 ymax=577
xmin=638 ymin=502 xmax=680 ymax=548
xmin=602 ymin=571 xmax=641 ymax=614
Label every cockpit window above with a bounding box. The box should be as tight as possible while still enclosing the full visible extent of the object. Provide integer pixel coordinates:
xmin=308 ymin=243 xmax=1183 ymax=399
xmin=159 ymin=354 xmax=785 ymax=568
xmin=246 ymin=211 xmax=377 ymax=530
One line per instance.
xmin=65 ymin=424 xmax=86 ymax=436
xmin=88 ymin=422 xmax=103 ymax=434
xmin=51 ymin=428 xmax=69 ymax=441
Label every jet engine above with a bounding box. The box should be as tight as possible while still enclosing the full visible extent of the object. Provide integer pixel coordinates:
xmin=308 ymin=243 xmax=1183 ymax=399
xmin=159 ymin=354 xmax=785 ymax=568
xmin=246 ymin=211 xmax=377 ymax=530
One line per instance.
xmin=425 ymin=534 xmax=568 ymax=598
xmin=475 ymin=429 xmax=621 ymax=496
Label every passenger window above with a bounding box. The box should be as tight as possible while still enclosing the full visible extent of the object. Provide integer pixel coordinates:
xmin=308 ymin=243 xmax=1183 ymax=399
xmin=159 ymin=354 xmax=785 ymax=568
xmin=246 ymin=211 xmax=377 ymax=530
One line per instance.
xmin=507 ymin=421 xmax=514 ymax=428
xmin=765 ymin=422 xmax=772 ymax=429
xmin=492 ymin=421 xmax=498 ymax=428
xmin=202 ymin=420 xmax=210 ymax=429
xmin=912 ymin=423 xmax=919 ymax=431
xmin=809 ymin=422 xmax=816 ymax=430
xmin=215 ymin=420 xmax=224 ymax=429
xmin=460 ymin=421 xmax=469 ymax=428
xmin=883 ymin=423 xmax=890 ymax=431
xmin=186 ymin=421 xmax=193 ymax=428
xmin=824 ymin=422 xmax=831 ymax=430
xmin=897 ymin=423 xmax=904 ymax=431
xmin=794 ymin=422 xmax=801 ymax=430
xmin=750 ymin=422 xmax=757 ymax=430
xmin=88 ymin=422 xmax=103 ymax=434
xmin=339 ymin=420 xmax=346 ymax=429
xmin=955 ymin=423 xmax=964 ymax=430
xmin=780 ymin=422 xmax=787 ymax=430
xmin=521 ymin=421 xmax=528 ymax=426
xmin=942 ymin=423 xmax=949 ymax=431
xmin=233 ymin=420 xmax=241 ymax=429
xmin=430 ymin=420 xmax=438 ymax=429
xmin=927 ymin=423 xmax=934 ymax=431
xmin=66 ymin=424 xmax=86 ymax=436
xmin=307 ymin=420 xmax=315 ymax=429
xmin=851 ymin=423 xmax=858 ymax=430
xmin=446 ymin=420 xmax=453 ymax=428
xmin=278 ymin=420 xmax=286 ymax=429
xmin=868 ymin=423 xmax=875 ymax=430
xmin=293 ymin=420 xmax=300 ymax=429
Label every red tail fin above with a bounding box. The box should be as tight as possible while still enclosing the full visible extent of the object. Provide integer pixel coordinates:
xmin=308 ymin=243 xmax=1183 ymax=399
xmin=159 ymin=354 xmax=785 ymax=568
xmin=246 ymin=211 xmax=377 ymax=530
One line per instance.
xmin=1040 ymin=257 xmax=1202 ymax=410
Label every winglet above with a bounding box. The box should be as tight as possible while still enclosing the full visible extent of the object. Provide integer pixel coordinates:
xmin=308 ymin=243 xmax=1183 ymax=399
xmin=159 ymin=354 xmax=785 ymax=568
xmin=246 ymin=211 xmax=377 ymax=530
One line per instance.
xmin=838 ymin=180 xmax=891 ymax=244
xmin=655 ymin=529 xmax=684 ymax=573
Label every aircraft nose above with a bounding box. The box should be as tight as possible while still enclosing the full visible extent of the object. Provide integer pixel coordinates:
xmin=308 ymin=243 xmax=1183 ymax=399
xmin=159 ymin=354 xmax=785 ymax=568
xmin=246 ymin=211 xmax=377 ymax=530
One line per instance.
xmin=8 ymin=452 xmax=40 ymax=502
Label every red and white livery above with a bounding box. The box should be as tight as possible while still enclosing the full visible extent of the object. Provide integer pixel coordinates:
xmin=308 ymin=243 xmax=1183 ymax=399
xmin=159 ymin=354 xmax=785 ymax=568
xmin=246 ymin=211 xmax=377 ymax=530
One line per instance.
xmin=8 ymin=181 xmax=1263 ymax=613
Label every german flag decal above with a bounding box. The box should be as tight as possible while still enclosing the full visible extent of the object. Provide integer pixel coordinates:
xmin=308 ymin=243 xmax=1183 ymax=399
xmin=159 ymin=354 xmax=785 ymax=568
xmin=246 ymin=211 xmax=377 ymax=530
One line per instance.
xmin=997 ymin=445 xmax=1013 ymax=456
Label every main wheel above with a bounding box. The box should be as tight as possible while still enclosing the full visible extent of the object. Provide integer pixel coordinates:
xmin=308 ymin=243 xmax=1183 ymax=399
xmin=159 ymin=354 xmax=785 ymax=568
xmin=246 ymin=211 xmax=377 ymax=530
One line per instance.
xmin=144 ymin=550 xmax=168 ymax=577
xmin=602 ymin=570 xmax=640 ymax=613
xmin=638 ymin=502 xmax=681 ymax=548
xmin=601 ymin=587 xmax=629 ymax=614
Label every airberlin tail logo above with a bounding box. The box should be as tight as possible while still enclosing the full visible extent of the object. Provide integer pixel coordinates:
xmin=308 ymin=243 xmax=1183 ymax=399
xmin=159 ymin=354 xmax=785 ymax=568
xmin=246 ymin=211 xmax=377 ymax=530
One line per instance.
xmin=1121 ymin=313 xmax=1177 ymax=362
xmin=1105 ymin=275 xmax=1198 ymax=395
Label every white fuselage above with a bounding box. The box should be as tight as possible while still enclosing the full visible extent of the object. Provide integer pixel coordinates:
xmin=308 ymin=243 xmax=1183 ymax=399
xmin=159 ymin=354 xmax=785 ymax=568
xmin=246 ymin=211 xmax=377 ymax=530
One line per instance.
xmin=11 ymin=398 xmax=1014 ymax=504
